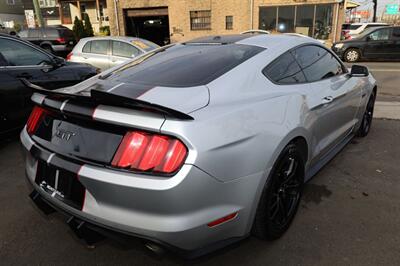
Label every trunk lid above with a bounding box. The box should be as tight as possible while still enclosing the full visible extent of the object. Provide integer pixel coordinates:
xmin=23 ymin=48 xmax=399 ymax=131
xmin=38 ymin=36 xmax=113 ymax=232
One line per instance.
xmin=61 ymin=77 xmax=210 ymax=114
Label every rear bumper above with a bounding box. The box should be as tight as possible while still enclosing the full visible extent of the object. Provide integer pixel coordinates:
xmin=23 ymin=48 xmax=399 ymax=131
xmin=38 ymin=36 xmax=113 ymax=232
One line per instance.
xmin=21 ymin=128 xmax=264 ymax=254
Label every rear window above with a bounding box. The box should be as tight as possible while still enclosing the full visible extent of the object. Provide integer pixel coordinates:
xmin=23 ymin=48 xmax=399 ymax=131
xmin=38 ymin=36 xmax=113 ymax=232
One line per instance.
xmin=107 ymin=43 xmax=264 ymax=87
xmin=342 ymin=24 xmax=351 ymax=30
xmin=349 ymin=25 xmax=362 ymax=30
xmin=59 ymin=29 xmax=75 ymax=39
xmin=45 ymin=29 xmax=59 ymax=38
xmin=131 ymin=39 xmax=159 ymax=52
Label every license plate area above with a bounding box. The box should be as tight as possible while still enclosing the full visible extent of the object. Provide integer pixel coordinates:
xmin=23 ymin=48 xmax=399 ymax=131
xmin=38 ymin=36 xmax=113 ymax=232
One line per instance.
xmin=35 ymin=160 xmax=85 ymax=210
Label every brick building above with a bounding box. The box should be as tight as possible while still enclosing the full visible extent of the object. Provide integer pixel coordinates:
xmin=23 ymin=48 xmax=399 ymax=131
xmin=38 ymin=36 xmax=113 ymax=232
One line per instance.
xmin=106 ymin=0 xmax=348 ymax=45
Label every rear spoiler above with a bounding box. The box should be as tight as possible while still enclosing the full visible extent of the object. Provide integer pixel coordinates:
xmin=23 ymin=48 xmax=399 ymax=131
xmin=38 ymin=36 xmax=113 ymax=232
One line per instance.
xmin=21 ymin=78 xmax=194 ymax=120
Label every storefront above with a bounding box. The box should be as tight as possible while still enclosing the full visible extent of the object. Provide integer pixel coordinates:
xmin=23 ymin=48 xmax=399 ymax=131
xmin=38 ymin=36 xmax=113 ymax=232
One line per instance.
xmin=259 ymin=3 xmax=336 ymax=41
xmin=108 ymin=0 xmax=345 ymax=44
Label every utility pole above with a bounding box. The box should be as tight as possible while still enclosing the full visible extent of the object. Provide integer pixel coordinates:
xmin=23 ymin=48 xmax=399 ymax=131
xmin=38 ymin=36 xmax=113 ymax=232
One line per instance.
xmin=32 ymin=0 xmax=45 ymax=27
xmin=372 ymin=0 xmax=377 ymax=22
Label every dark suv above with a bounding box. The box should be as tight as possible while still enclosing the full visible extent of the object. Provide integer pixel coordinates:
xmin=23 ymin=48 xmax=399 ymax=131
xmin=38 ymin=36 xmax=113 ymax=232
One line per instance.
xmin=18 ymin=26 xmax=76 ymax=55
xmin=332 ymin=26 xmax=400 ymax=62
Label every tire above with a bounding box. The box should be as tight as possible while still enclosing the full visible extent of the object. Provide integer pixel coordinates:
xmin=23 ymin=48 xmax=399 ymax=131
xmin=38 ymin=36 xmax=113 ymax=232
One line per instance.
xmin=252 ymin=143 xmax=305 ymax=240
xmin=344 ymin=48 xmax=361 ymax=63
xmin=42 ymin=45 xmax=54 ymax=54
xmin=357 ymin=91 xmax=376 ymax=137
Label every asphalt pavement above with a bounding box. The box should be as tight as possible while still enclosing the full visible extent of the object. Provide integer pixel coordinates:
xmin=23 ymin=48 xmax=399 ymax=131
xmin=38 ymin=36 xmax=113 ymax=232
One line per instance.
xmin=0 ymin=62 xmax=399 ymax=265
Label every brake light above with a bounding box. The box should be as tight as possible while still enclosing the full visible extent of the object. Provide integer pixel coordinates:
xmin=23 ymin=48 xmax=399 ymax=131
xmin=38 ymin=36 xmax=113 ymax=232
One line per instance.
xmin=26 ymin=106 xmax=46 ymax=135
xmin=66 ymin=52 xmax=73 ymax=61
xmin=112 ymin=131 xmax=188 ymax=174
xmin=56 ymin=37 xmax=66 ymax=44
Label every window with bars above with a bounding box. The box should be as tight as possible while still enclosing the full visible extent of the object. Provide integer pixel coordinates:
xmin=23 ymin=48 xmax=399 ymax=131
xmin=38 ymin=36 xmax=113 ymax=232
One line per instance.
xmin=6 ymin=0 xmax=15 ymax=5
xmin=190 ymin=10 xmax=211 ymax=30
xmin=226 ymin=16 xmax=233 ymax=30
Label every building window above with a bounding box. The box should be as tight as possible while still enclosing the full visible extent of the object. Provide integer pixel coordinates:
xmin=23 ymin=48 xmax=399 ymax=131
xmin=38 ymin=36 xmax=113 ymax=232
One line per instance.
xmin=277 ymin=6 xmax=295 ymax=33
xmin=6 ymin=0 xmax=15 ymax=5
xmin=190 ymin=10 xmax=211 ymax=30
xmin=39 ymin=0 xmax=56 ymax=8
xmin=226 ymin=16 xmax=233 ymax=30
xmin=259 ymin=4 xmax=334 ymax=40
xmin=296 ymin=5 xmax=314 ymax=37
xmin=259 ymin=7 xmax=277 ymax=32
xmin=314 ymin=4 xmax=333 ymax=40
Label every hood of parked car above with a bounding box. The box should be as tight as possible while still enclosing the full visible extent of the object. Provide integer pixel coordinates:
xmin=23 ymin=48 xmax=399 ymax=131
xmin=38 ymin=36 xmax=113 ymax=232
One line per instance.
xmin=58 ymin=77 xmax=210 ymax=114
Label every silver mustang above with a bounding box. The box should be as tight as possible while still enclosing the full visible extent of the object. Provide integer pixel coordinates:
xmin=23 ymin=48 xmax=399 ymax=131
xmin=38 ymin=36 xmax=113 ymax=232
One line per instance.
xmin=21 ymin=34 xmax=376 ymax=257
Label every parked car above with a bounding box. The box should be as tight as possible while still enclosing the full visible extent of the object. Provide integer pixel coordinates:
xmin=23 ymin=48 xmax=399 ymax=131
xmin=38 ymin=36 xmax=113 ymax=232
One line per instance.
xmin=18 ymin=26 xmax=76 ymax=55
xmin=332 ymin=26 xmax=400 ymax=62
xmin=0 ymin=34 xmax=98 ymax=136
xmin=0 ymin=24 xmax=17 ymax=36
xmin=22 ymin=34 xmax=376 ymax=257
xmin=67 ymin=36 xmax=159 ymax=71
xmin=343 ymin=22 xmax=389 ymax=39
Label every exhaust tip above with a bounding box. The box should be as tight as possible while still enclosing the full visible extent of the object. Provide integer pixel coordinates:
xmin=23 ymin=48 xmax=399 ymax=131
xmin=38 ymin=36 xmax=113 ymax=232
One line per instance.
xmin=145 ymin=242 xmax=165 ymax=256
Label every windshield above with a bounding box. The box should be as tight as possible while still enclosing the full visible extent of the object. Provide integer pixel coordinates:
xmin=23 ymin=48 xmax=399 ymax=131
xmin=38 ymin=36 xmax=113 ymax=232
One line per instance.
xmin=103 ymin=43 xmax=265 ymax=87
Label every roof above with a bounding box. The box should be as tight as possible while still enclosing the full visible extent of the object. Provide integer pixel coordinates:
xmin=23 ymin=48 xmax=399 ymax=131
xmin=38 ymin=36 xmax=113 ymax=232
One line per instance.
xmin=184 ymin=34 xmax=252 ymax=44
xmin=80 ymin=36 xmax=151 ymax=42
xmin=183 ymin=33 xmax=319 ymax=50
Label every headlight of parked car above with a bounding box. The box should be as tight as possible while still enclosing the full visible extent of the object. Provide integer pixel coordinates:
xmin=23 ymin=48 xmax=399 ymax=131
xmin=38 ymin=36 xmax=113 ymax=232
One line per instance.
xmin=334 ymin=43 xmax=344 ymax=49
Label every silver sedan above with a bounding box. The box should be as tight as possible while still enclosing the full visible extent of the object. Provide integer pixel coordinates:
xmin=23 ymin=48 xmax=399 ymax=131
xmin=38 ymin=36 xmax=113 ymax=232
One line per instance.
xmin=67 ymin=36 xmax=159 ymax=71
xmin=22 ymin=34 xmax=376 ymax=257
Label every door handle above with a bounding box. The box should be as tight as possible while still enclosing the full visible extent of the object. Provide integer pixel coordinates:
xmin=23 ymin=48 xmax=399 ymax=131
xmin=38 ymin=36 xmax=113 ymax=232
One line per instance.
xmin=17 ymin=73 xmax=32 ymax=79
xmin=322 ymin=96 xmax=334 ymax=104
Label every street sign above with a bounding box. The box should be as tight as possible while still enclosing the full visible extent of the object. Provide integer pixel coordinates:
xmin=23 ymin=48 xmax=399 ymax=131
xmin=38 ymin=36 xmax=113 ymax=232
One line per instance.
xmin=386 ymin=4 xmax=399 ymax=15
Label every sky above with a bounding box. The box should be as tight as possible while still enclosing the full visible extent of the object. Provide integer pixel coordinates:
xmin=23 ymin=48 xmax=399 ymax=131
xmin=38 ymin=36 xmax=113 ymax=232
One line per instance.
xmin=356 ymin=0 xmax=400 ymax=17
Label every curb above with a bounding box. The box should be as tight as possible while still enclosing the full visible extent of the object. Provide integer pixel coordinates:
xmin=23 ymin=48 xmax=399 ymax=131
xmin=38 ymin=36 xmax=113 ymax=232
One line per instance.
xmin=373 ymin=101 xmax=400 ymax=120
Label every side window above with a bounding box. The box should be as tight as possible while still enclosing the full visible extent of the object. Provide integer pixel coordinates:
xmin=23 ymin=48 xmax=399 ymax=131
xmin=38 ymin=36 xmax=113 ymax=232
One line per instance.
xmin=90 ymin=40 xmax=109 ymax=55
xmin=263 ymin=52 xmax=306 ymax=84
xmin=392 ymin=28 xmax=400 ymax=39
xmin=368 ymin=28 xmax=390 ymax=41
xmin=293 ymin=45 xmax=344 ymax=82
xmin=0 ymin=38 xmax=51 ymax=66
xmin=28 ymin=29 xmax=40 ymax=38
xmin=112 ymin=41 xmax=140 ymax=58
xmin=82 ymin=41 xmax=91 ymax=53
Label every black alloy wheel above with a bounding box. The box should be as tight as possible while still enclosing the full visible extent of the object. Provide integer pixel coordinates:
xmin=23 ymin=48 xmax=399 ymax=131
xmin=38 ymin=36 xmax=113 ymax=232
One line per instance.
xmin=357 ymin=92 xmax=376 ymax=137
xmin=253 ymin=143 xmax=304 ymax=240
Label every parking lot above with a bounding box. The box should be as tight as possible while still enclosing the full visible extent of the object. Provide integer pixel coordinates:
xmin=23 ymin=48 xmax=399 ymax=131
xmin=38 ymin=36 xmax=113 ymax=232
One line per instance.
xmin=1 ymin=62 xmax=400 ymax=265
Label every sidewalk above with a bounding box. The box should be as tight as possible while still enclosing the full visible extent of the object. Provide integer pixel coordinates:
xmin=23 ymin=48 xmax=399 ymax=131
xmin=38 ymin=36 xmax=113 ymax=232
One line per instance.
xmin=374 ymin=101 xmax=400 ymax=120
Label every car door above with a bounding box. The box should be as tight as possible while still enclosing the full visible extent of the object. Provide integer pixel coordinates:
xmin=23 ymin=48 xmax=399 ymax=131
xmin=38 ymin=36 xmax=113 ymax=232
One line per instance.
xmin=292 ymin=45 xmax=362 ymax=162
xmin=0 ymin=37 xmax=78 ymax=132
xmin=391 ymin=27 xmax=400 ymax=59
xmin=110 ymin=40 xmax=142 ymax=68
xmin=363 ymin=28 xmax=392 ymax=59
xmin=81 ymin=40 xmax=110 ymax=71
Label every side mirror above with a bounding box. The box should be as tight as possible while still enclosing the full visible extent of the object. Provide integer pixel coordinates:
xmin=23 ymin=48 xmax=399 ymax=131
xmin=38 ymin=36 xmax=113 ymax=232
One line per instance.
xmin=350 ymin=65 xmax=369 ymax=77
xmin=366 ymin=36 xmax=372 ymax=41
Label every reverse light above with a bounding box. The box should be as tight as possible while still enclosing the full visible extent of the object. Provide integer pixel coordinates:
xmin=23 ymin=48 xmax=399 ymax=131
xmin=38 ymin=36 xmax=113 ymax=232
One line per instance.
xmin=112 ymin=131 xmax=188 ymax=174
xmin=26 ymin=106 xmax=46 ymax=135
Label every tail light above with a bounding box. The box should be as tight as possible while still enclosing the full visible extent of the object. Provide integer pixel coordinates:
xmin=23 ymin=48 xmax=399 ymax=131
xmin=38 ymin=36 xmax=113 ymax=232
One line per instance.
xmin=112 ymin=131 xmax=188 ymax=174
xmin=56 ymin=37 xmax=66 ymax=44
xmin=66 ymin=52 xmax=73 ymax=61
xmin=26 ymin=106 xmax=46 ymax=135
